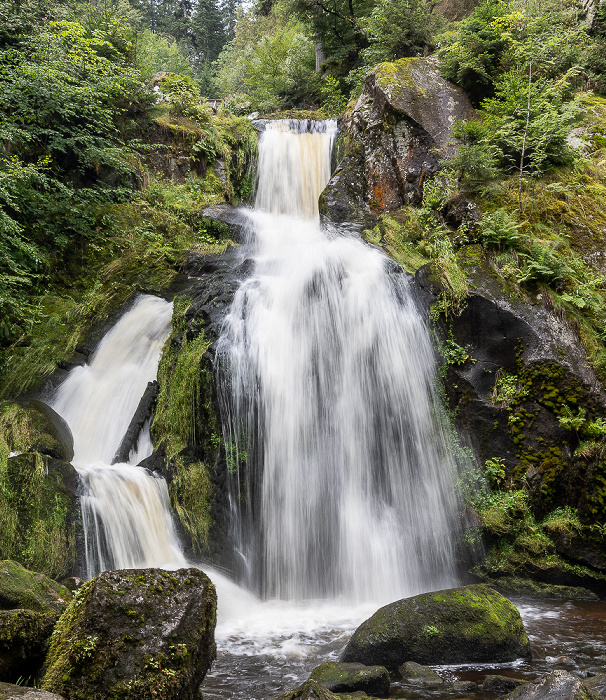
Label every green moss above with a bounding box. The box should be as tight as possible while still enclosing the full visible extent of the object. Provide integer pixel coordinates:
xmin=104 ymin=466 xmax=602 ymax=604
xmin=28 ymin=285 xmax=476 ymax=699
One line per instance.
xmin=0 ymin=560 xmax=71 ymax=613
xmin=153 ymin=300 xmax=209 ymax=459
xmin=0 ymin=449 xmax=76 ymax=579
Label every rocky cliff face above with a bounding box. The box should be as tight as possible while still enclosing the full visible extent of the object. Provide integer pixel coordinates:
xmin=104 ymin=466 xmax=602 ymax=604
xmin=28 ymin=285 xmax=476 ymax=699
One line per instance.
xmin=321 ymin=57 xmax=473 ymax=224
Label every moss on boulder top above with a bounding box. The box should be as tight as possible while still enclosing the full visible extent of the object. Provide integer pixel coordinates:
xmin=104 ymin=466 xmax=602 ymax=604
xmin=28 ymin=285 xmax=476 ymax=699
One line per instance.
xmin=0 ymin=561 xmax=71 ymax=614
xmin=42 ymin=567 xmax=216 ymax=700
xmin=273 ymin=679 xmax=363 ymax=700
xmin=341 ymin=584 xmax=531 ymax=670
xmin=309 ymin=661 xmax=389 ymax=696
xmin=369 ymin=57 xmax=474 ymax=157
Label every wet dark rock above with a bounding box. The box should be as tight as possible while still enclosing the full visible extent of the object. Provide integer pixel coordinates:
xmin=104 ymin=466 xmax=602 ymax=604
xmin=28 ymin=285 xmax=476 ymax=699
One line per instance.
xmin=42 ymin=567 xmax=216 ymax=700
xmin=112 ymin=380 xmax=159 ymax=464
xmin=504 ymin=670 xmax=599 ymax=699
xmin=309 ymin=661 xmax=390 ymax=696
xmin=414 ymin=246 xmax=606 ymax=551
xmin=0 ymin=609 xmax=57 ymax=683
xmin=0 ymin=682 xmax=64 ymax=700
xmin=452 ymin=680 xmax=478 ymax=691
xmin=273 ymin=679 xmax=363 ymax=700
xmin=321 ymin=57 xmax=473 ymax=223
xmin=482 ymin=675 xmax=528 ymax=693
xmin=487 ymin=578 xmax=598 ymax=600
xmin=399 ymin=661 xmax=444 ymax=687
xmin=585 ymin=674 xmax=606 ymax=697
xmin=202 ymin=204 xmax=251 ymax=243
xmin=0 ymin=561 xmax=71 ymax=615
xmin=341 ymin=584 xmax=531 ymax=670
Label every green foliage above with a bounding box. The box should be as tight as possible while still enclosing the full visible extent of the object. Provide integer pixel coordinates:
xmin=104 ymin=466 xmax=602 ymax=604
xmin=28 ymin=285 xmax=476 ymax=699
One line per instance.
xmin=439 ymin=0 xmax=512 ymax=104
xmin=318 ymin=74 xmax=347 ymax=116
xmin=159 ymin=73 xmax=212 ymax=121
xmin=484 ymin=457 xmax=506 ymax=488
xmin=491 ymin=371 xmax=527 ymax=407
xmin=442 ymin=328 xmax=475 ymax=367
xmin=134 ymin=30 xmax=193 ymax=79
xmin=215 ymin=3 xmax=316 ymax=111
xmin=477 ymin=208 xmax=522 ymax=249
xmin=360 ymin=0 xmax=437 ymax=64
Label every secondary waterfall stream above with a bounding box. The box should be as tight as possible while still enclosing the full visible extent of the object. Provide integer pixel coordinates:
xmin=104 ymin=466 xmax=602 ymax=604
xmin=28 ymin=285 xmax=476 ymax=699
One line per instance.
xmin=50 ymin=295 xmax=186 ymax=578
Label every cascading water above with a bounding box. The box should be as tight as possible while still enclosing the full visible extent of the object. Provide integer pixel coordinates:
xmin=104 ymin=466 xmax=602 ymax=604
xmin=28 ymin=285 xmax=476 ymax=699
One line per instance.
xmin=216 ymin=120 xmax=466 ymax=604
xmin=50 ymin=294 xmax=186 ymax=578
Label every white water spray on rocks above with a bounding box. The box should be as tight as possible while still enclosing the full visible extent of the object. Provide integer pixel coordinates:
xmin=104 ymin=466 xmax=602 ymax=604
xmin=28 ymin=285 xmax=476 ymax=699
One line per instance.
xmin=51 ymin=295 xmax=186 ymax=578
xmin=217 ymin=120 xmax=464 ymax=604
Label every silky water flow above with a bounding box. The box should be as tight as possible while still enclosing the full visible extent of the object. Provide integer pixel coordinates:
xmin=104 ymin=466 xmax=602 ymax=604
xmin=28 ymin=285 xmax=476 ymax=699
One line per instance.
xmin=50 ymin=294 xmax=187 ymax=578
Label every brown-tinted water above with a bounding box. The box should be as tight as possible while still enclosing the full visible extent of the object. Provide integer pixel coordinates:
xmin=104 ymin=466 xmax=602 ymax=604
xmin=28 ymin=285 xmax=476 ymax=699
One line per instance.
xmin=201 ymin=597 xmax=606 ymax=699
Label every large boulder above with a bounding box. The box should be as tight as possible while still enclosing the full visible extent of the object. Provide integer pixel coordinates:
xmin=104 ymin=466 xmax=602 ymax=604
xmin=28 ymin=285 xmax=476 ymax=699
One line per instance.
xmin=321 ymin=57 xmax=473 ymax=223
xmin=42 ymin=568 xmax=216 ymax=700
xmin=0 ymin=561 xmax=71 ymax=614
xmin=341 ymin=584 xmax=531 ymax=670
xmin=309 ymin=661 xmax=389 ymax=696
xmin=505 ymin=671 xmax=599 ymax=700
xmin=0 ymin=609 xmax=57 ymax=683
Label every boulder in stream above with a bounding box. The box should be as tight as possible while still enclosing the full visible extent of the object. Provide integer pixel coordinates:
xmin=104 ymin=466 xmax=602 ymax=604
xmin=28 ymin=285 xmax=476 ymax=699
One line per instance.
xmin=42 ymin=567 xmax=216 ymax=700
xmin=399 ymin=661 xmax=444 ymax=687
xmin=274 ymin=679 xmax=366 ymax=700
xmin=340 ymin=584 xmax=531 ymax=670
xmin=504 ymin=670 xmax=599 ymax=699
xmin=309 ymin=661 xmax=389 ymax=696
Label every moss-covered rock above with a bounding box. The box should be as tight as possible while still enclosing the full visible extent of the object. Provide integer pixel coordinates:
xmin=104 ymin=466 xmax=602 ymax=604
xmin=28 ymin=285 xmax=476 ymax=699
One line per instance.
xmin=0 ymin=452 xmax=78 ymax=579
xmin=482 ymin=675 xmax=527 ymax=693
xmin=486 ymin=577 xmax=598 ymax=600
xmin=0 ymin=561 xmax=71 ymax=614
xmin=309 ymin=661 xmax=389 ymax=696
xmin=398 ymin=661 xmax=444 ymax=687
xmin=42 ymin=567 xmax=216 ymax=700
xmin=273 ymin=679 xmax=363 ymax=700
xmin=0 ymin=609 xmax=58 ymax=683
xmin=0 ymin=402 xmax=73 ymax=463
xmin=505 ymin=670 xmax=598 ymax=699
xmin=341 ymin=584 xmax=531 ymax=670
xmin=0 ymin=682 xmax=64 ymax=699
xmin=321 ymin=57 xmax=473 ymax=223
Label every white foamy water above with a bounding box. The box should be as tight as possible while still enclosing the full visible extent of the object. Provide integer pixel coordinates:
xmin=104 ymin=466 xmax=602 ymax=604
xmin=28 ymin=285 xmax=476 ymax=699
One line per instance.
xmin=216 ymin=119 xmax=466 ymax=604
xmin=51 ymin=295 xmax=186 ymax=577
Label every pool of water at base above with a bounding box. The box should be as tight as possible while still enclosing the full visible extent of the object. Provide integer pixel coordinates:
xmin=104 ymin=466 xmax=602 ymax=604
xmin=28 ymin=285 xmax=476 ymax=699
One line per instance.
xmin=200 ymin=597 xmax=606 ymax=700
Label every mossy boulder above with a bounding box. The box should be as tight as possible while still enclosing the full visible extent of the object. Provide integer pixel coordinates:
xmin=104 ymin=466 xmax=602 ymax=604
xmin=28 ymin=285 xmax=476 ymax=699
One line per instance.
xmin=482 ymin=675 xmax=527 ymax=693
xmin=340 ymin=584 xmax=531 ymax=670
xmin=0 ymin=682 xmax=64 ymax=700
xmin=273 ymin=679 xmax=363 ymax=700
xmin=42 ymin=567 xmax=216 ymax=700
xmin=309 ymin=661 xmax=389 ymax=696
xmin=0 ymin=609 xmax=58 ymax=683
xmin=1 ymin=402 xmax=73 ymax=462
xmin=0 ymin=454 xmax=78 ymax=579
xmin=505 ymin=670 xmax=598 ymax=699
xmin=0 ymin=561 xmax=71 ymax=614
xmin=321 ymin=58 xmax=473 ymax=223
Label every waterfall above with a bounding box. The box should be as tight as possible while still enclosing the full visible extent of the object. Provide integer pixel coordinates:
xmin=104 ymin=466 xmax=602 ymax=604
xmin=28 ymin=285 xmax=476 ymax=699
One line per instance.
xmin=51 ymin=295 xmax=186 ymax=578
xmin=217 ymin=120 xmax=465 ymax=603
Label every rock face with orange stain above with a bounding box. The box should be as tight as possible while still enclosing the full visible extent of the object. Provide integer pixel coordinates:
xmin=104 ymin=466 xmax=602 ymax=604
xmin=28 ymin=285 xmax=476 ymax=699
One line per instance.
xmin=321 ymin=57 xmax=473 ymax=224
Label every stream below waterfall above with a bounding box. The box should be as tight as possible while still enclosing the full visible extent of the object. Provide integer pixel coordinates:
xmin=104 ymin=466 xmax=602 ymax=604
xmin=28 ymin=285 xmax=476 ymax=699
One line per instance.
xmin=201 ymin=597 xmax=606 ymax=699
